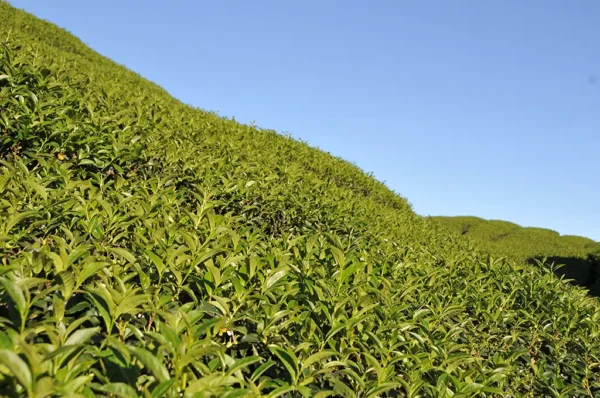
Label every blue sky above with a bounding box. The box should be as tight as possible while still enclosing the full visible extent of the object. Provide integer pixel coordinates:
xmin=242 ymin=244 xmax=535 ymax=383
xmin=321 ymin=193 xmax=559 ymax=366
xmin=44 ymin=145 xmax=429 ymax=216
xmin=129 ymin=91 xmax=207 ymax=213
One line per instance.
xmin=9 ymin=0 xmax=599 ymax=240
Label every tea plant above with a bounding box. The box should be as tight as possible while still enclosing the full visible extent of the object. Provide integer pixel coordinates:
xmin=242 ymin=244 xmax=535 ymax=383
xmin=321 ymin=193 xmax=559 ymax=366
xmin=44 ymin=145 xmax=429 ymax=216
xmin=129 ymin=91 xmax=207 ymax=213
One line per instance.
xmin=433 ymin=216 xmax=600 ymax=296
xmin=0 ymin=2 xmax=599 ymax=397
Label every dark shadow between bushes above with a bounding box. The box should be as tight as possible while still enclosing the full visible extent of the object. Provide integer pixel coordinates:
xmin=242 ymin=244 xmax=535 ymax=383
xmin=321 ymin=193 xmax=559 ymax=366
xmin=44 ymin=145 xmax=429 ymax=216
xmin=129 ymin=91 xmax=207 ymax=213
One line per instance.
xmin=527 ymin=255 xmax=600 ymax=297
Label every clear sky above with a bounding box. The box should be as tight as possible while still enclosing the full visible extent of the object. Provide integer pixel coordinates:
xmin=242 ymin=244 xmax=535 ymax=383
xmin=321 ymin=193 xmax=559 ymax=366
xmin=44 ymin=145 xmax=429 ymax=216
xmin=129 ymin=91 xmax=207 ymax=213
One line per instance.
xmin=8 ymin=0 xmax=599 ymax=240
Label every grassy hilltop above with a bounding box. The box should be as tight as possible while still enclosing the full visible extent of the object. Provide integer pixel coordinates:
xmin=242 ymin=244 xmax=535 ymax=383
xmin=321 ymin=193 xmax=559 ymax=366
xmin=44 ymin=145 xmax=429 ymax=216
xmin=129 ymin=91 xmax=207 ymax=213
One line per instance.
xmin=432 ymin=216 xmax=600 ymax=297
xmin=0 ymin=2 xmax=599 ymax=397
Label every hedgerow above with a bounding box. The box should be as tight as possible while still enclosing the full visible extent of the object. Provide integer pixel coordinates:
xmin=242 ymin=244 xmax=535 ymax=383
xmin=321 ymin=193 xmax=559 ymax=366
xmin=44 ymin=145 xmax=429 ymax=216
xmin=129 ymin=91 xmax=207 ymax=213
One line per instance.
xmin=433 ymin=216 xmax=600 ymax=296
xmin=0 ymin=2 xmax=599 ymax=396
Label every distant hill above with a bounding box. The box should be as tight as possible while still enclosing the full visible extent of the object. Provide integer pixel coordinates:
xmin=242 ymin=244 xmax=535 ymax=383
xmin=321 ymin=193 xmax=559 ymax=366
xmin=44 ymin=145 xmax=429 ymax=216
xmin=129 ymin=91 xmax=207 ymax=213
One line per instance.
xmin=432 ymin=216 xmax=600 ymax=295
xmin=0 ymin=1 xmax=599 ymax=396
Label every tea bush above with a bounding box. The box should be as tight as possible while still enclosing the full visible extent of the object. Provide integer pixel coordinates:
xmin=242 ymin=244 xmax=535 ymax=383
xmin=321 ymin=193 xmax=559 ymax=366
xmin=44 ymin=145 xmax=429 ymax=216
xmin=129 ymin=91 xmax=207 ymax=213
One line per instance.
xmin=433 ymin=216 xmax=600 ymax=296
xmin=0 ymin=2 xmax=599 ymax=397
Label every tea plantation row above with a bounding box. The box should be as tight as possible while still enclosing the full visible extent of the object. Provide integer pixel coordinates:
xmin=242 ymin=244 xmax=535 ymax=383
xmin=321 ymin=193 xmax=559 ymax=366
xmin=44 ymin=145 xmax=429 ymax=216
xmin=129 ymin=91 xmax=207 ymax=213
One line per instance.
xmin=432 ymin=216 xmax=600 ymax=296
xmin=0 ymin=2 xmax=599 ymax=397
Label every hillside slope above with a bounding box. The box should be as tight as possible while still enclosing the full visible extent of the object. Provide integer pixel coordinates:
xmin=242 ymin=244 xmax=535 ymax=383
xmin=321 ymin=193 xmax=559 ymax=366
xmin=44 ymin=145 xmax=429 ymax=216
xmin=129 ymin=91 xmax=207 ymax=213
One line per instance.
xmin=432 ymin=216 xmax=600 ymax=296
xmin=0 ymin=2 xmax=599 ymax=396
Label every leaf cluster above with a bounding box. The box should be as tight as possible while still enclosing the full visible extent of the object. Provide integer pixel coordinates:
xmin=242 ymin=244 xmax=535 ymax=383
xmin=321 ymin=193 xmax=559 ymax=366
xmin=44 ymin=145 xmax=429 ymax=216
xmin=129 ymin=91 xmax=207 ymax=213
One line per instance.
xmin=0 ymin=2 xmax=599 ymax=397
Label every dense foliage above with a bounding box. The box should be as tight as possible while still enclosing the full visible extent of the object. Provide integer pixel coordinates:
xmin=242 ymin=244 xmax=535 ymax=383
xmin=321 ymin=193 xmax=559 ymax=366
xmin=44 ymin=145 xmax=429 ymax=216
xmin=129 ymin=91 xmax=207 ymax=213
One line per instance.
xmin=432 ymin=216 xmax=600 ymax=296
xmin=0 ymin=2 xmax=599 ymax=396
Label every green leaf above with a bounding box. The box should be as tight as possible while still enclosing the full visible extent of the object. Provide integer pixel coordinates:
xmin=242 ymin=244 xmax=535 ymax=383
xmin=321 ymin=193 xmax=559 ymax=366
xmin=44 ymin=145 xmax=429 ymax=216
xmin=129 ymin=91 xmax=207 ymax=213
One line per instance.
xmin=57 ymin=271 xmax=75 ymax=298
xmin=46 ymin=252 xmax=65 ymax=273
xmin=57 ymin=374 xmax=93 ymax=394
xmin=128 ymin=346 xmax=170 ymax=382
xmin=65 ymin=326 xmax=100 ymax=346
xmin=152 ymin=379 xmax=176 ymax=398
xmin=226 ymin=356 xmax=262 ymax=376
xmin=329 ymin=376 xmax=357 ymax=398
xmin=265 ymin=270 xmax=288 ymax=290
xmin=184 ymin=374 xmax=238 ymax=395
xmin=302 ymin=350 xmax=337 ymax=370
xmin=96 ymin=382 xmax=139 ymax=397
xmin=0 ymin=277 xmax=26 ymax=315
xmin=240 ymin=333 xmax=260 ymax=343
xmin=43 ymin=343 xmax=82 ymax=362
xmin=108 ymin=247 xmax=137 ymax=264
xmin=339 ymin=262 xmax=359 ymax=284
xmin=67 ymin=245 xmax=91 ymax=266
xmin=25 ymin=180 xmax=47 ymax=200
xmin=268 ymin=345 xmax=298 ymax=383
xmin=5 ymin=211 xmax=36 ymax=234
xmin=85 ymin=291 xmax=113 ymax=331
xmin=367 ymin=382 xmax=401 ymax=397
xmin=251 ymin=359 xmax=276 ymax=382
xmin=266 ymin=383 xmax=295 ymax=398
xmin=482 ymin=386 xmax=508 ymax=394
xmin=460 ymin=382 xmax=484 ymax=393
xmin=115 ymin=293 xmax=150 ymax=318
xmin=314 ymin=391 xmax=336 ymax=398
xmin=330 ymin=247 xmax=346 ymax=267
xmin=0 ymin=349 xmax=32 ymax=393
xmin=33 ymin=377 xmax=54 ymax=397
xmin=76 ymin=262 xmax=108 ymax=288
xmin=196 ymin=247 xmax=225 ymax=265
xmin=145 ymin=250 xmax=166 ymax=276
xmin=205 ymin=259 xmax=221 ymax=287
